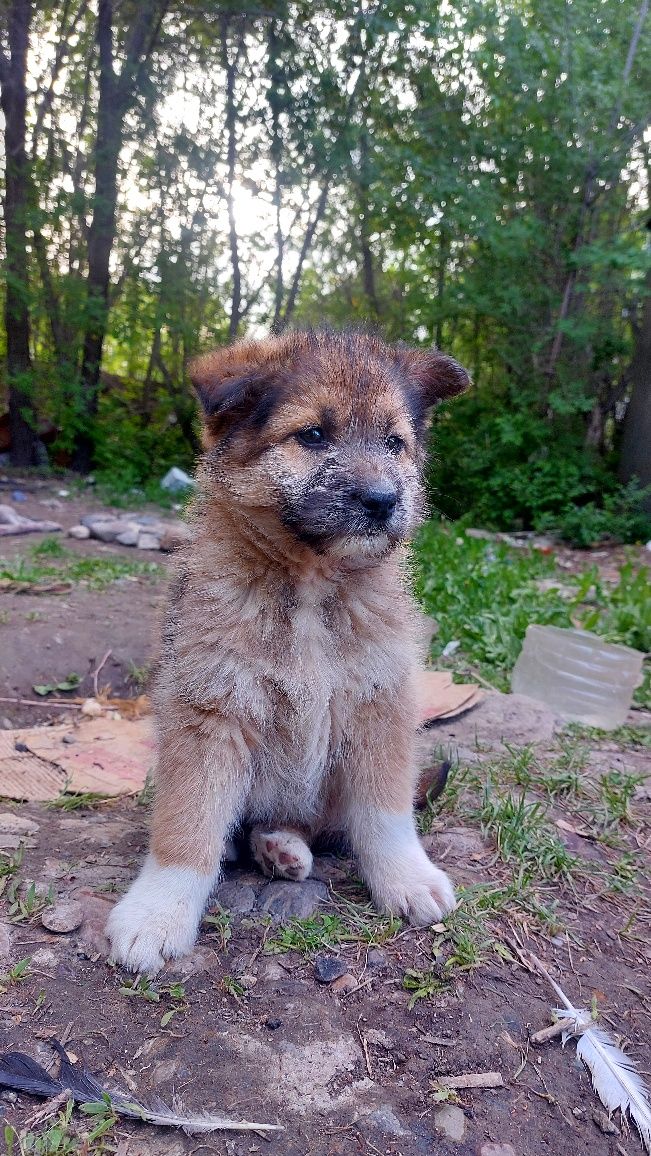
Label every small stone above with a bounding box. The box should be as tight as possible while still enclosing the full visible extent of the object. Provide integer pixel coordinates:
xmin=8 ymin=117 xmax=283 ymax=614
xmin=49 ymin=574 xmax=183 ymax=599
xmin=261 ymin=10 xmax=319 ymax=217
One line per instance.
xmin=213 ymin=881 xmax=256 ymax=915
xmin=265 ymin=1018 xmax=282 ymax=1030
xmin=0 ymin=813 xmax=39 ymax=836
xmin=0 ymin=834 xmax=25 ymax=850
xmin=261 ymin=961 xmax=286 ymax=981
xmin=366 ymin=947 xmax=387 ymax=969
xmin=422 ymin=827 xmax=488 ymax=860
xmin=330 ymin=972 xmax=358 ymax=993
xmin=62 ymin=734 xmax=76 ymax=744
xmin=115 ymin=526 xmax=140 ymax=547
xmin=314 ymin=954 xmax=348 ymax=983
xmin=137 ymin=531 xmax=161 ymax=550
xmin=478 ymin=1146 xmax=516 ymax=1156
xmin=87 ymin=518 xmax=127 ymax=543
xmin=434 ymin=1105 xmax=466 ymax=1143
xmin=67 ymin=524 xmax=91 ymax=540
xmin=0 ymin=920 xmax=13 ymax=959
xmin=80 ymin=698 xmax=103 ymax=717
xmin=256 ymin=879 xmax=328 ymax=920
xmin=592 ymin=1109 xmax=618 ymax=1135
xmin=31 ymin=947 xmax=59 ymax=967
xmin=42 ymin=899 xmax=84 ymax=934
xmin=361 ymin=1106 xmax=407 ymax=1137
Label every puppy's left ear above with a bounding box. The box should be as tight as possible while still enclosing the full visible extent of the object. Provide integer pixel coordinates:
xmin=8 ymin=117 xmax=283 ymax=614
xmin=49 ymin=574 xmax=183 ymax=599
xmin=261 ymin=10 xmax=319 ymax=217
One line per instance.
xmin=400 ymin=348 xmax=470 ymax=407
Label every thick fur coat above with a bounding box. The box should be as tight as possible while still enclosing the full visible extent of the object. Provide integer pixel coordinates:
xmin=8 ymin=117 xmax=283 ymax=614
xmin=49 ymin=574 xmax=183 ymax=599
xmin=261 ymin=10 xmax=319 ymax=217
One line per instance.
xmin=106 ymin=329 xmax=469 ymax=973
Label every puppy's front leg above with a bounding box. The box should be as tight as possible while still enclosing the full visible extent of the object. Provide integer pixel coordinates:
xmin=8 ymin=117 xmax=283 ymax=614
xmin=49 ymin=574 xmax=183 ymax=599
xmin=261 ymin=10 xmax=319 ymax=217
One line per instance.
xmin=106 ymin=710 xmax=250 ymax=974
xmin=341 ymin=698 xmax=456 ymax=926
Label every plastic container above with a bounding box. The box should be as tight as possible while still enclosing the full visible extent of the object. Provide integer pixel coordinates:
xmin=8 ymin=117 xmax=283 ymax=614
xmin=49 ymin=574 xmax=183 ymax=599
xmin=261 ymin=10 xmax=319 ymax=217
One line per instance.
xmin=511 ymin=625 xmax=645 ymax=729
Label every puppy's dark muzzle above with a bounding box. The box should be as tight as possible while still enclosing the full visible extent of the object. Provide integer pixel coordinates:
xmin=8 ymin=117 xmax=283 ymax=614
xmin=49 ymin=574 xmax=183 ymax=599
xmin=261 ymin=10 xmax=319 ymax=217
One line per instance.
xmin=355 ymin=486 xmax=398 ymax=523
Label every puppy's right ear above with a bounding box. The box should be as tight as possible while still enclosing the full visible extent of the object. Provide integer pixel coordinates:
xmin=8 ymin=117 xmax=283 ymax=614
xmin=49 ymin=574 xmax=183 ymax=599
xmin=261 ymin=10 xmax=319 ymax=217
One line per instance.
xmin=188 ymin=338 xmax=289 ymax=445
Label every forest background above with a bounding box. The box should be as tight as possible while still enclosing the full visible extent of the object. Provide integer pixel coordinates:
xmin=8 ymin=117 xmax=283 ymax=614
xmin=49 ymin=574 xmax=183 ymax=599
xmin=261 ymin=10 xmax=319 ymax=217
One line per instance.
xmin=1 ymin=0 xmax=650 ymax=544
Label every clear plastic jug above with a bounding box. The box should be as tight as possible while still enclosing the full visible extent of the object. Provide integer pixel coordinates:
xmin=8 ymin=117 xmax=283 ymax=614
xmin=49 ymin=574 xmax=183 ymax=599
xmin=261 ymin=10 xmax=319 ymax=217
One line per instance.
xmin=511 ymin=625 xmax=645 ymax=729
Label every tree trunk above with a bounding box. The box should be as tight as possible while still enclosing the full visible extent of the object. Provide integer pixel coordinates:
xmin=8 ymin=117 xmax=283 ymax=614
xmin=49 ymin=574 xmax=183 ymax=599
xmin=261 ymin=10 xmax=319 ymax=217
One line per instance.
xmin=221 ymin=17 xmax=244 ymax=342
xmin=0 ymin=0 xmax=38 ymax=466
xmin=358 ymin=127 xmax=380 ymax=318
xmin=619 ymin=263 xmax=651 ymax=505
xmin=73 ymin=0 xmax=166 ymax=471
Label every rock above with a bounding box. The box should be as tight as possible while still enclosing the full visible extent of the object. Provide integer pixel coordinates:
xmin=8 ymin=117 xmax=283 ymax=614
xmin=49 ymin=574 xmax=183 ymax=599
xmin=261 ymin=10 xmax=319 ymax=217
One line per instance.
xmin=81 ymin=698 xmax=103 ymax=717
xmin=213 ymin=881 xmax=256 ymax=914
xmin=592 ymin=1109 xmax=618 ymax=1135
xmin=160 ymin=466 xmax=196 ymax=493
xmin=478 ymin=1145 xmax=517 ymax=1156
xmin=67 ymin=524 xmax=91 ymax=539
xmin=0 ymin=834 xmax=28 ymax=850
xmin=261 ymin=960 xmax=287 ymax=981
xmin=434 ymin=1104 xmax=466 ymax=1142
xmin=361 ymin=1105 xmax=408 ymax=1137
xmin=137 ymin=531 xmax=161 ymax=550
xmin=330 ymin=972 xmax=358 ymax=993
xmin=42 ymin=899 xmax=84 ymax=934
xmin=0 ymin=920 xmax=13 ymax=959
xmin=256 ymin=879 xmax=328 ymax=919
xmin=429 ymin=690 xmax=559 ymax=757
xmin=88 ymin=518 xmax=129 ymax=543
xmin=265 ymin=1018 xmax=282 ymax=1030
xmin=115 ymin=526 xmax=140 ymax=547
xmin=1 ymin=808 xmax=39 ymax=836
xmin=365 ymin=947 xmax=387 ymax=970
xmin=31 ymin=947 xmax=59 ymax=967
xmin=72 ymin=889 xmax=115 ymax=955
xmin=314 ymin=954 xmax=348 ymax=983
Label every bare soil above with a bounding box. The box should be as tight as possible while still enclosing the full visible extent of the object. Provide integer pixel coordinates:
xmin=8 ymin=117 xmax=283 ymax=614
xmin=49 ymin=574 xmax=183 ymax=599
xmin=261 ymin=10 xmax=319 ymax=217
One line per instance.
xmin=1 ymin=476 xmax=650 ymax=1156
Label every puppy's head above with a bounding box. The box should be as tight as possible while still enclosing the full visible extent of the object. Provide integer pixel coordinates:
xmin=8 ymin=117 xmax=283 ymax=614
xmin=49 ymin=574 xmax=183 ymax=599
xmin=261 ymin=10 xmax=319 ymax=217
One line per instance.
xmin=189 ymin=329 xmax=468 ymax=558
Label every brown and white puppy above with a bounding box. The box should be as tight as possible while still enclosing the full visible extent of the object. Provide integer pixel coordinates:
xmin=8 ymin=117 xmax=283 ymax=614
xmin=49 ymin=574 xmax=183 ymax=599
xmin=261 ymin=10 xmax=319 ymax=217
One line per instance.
xmin=106 ymin=328 xmax=469 ymax=974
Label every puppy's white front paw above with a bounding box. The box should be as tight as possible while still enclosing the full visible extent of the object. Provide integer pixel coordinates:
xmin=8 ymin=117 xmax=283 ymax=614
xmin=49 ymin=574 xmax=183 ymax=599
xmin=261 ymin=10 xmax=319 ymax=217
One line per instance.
xmin=106 ymin=856 xmax=213 ymax=974
xmin=353 ymin=812 xmax=456 ymax=927
xmin=370 ymin=860 xmax=455 ymax=929
xmin=372 ymin=858 xmax=456 ymax=925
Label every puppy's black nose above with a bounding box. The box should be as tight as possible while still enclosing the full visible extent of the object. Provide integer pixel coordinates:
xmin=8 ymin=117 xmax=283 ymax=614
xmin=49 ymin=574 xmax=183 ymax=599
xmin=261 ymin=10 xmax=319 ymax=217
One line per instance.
xmin=357 ymin=487 xmax=398 ymax=521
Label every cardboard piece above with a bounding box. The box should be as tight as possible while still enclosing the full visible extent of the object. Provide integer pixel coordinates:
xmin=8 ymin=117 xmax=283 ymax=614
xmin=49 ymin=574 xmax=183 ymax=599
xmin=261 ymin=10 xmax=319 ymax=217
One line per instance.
xmin=0 ymin=717 xmax=154 ymax=802
xmin=0 ymin=671 xmax=481 ymax=803
xmin=415 ymin=670 xmax=483 ymax=725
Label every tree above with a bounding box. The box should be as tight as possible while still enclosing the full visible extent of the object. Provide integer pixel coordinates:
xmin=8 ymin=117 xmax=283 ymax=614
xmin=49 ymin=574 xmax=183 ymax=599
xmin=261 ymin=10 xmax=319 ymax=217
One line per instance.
xmin=0 ymin=0 xmax=38 ymax=465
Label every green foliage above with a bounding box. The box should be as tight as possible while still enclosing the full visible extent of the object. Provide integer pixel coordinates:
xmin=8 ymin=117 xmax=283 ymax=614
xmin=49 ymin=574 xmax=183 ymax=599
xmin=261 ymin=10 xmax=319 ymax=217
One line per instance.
xmin=0 ymin=540 xmax=161 ymax=590
xmin=411 ymin=522 xmax=650 ymax=689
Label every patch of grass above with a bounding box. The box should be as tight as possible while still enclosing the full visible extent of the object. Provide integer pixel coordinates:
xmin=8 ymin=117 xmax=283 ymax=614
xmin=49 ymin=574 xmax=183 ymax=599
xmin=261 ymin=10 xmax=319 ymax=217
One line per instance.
xmin=476 ymin=786 xmax=578 ymax=882
xmin=118 ymin=975 xmax=160 ymax=1001
xmin=265 ymin=905 xmax=400 ymax=955
xmin=126 ymin=660 xmax=150 ymax=690
xmin=594 ymin=769 xmax=646 ymax=829
xmin=4 ymin=1097 xmax=119 ymax=1155
xmin=222 ymin=974 xmax=247 ymax=999
xmin=0 ymin=846 xmax=24 ymax=895
xmin=411 ymin=523 xmax=650 ymax=698
xmin=403 ymin=968 xmax=447 ymax=1008
xmin=0 ymin=956 xmax=31 ymax=993
xmin=47 ymin=791 xmax=112 ymax=812
xmin=203 ymin=907 xmax=232 ymax=949
xmin=6 ymin=880 xmax=54 ymax=923
xmin=0 ymin=538 xmax=162 ymax=591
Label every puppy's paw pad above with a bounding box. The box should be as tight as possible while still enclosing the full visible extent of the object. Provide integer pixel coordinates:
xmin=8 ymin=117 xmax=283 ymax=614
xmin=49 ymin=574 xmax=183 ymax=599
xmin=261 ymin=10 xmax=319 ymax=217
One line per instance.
xmin=250 ymin=829 xmax=313 ymax=881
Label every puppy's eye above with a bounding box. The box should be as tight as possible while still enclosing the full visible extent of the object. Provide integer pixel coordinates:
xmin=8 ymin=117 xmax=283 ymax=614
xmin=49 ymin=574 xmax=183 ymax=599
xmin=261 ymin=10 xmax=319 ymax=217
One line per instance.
xmin=386 ymin=435 xmax=405 ymax=455
xmin=297 ymin=427 xmax=326 ymax=447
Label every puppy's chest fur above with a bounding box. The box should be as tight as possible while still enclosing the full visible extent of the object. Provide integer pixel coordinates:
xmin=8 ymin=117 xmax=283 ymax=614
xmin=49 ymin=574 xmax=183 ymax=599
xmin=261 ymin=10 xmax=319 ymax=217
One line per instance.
xmin=160 ymin=551 xmax=419 ymax=814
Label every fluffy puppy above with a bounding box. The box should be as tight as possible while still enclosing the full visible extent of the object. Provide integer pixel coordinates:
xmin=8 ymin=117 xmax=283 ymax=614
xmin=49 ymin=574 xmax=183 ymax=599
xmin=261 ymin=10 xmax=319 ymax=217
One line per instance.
xmin=107 ymin=328 xmax=469 ymax=974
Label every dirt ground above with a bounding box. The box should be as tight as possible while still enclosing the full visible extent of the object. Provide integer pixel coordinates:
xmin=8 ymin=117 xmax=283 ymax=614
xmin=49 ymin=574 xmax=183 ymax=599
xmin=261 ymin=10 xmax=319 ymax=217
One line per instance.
xmin=1 ymin=476 xmax=650 ymax=1156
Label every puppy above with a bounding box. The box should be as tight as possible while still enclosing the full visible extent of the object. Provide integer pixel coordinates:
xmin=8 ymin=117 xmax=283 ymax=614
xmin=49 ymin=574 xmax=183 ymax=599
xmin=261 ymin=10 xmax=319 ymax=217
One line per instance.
xmin=107 ymin=328 xmax=469 ymax=974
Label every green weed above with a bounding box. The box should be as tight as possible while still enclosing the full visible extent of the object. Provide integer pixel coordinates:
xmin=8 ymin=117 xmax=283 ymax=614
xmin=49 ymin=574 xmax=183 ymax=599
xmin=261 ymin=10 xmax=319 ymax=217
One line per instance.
xmin=475 ymin=786 xmax=578 ymax=882
xmin=0 ymin=539 xmax=161 ymax=592
xmin=6 ymin=880 xmax=54 ymax=923
xmin=0 ymin=956 xmax=31 ymax=992
xmin=47 ymin=792 xmax=112 ymax=811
